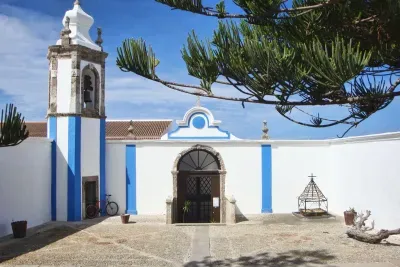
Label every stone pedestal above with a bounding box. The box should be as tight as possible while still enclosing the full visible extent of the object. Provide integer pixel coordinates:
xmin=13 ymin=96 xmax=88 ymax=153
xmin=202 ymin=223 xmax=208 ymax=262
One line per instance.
xmin=166 ymin=196 xmax=173 ymax=224
xmin=226 ymin=195 xmax=236 ymax=224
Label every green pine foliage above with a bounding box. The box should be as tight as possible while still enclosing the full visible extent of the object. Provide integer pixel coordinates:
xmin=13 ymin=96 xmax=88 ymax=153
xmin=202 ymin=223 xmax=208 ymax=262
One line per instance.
xmin=116 ymin=0 xmax=400 ymax=137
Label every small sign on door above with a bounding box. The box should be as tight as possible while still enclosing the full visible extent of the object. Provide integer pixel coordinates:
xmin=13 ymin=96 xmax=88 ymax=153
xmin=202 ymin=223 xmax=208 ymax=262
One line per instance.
xmin=213 ymin=197 xmax=219 ymax=208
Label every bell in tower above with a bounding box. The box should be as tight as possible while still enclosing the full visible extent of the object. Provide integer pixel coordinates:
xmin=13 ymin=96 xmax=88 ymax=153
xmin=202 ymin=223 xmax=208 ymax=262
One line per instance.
xmin=83 ymin=75 xmax=93 ymax=104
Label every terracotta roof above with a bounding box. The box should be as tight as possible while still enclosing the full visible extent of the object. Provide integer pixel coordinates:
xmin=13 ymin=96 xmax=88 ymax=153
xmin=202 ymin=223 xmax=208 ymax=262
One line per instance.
xmin=106 ymin=120 xmax=172 ymax=140
xmin=25 ymin=120 xmax=172 ymax=140
xmin=25 ymin=122 xmax=48 ymax=137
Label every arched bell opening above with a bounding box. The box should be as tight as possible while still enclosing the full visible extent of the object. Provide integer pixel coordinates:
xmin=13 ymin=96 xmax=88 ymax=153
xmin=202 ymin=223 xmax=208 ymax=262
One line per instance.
xmin=80 ymin=64 xmax=100 ymax=115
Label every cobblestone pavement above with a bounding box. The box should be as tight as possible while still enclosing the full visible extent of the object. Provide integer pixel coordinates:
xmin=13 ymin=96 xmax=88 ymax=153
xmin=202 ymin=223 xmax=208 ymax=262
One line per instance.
xmin=0 ymin=214 xmax=399 ymax=267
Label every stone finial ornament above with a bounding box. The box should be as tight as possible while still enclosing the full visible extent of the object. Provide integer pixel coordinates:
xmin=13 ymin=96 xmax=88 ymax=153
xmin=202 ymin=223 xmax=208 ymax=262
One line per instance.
xmin=74 ymin=0 xmax=80 ymax=5
xmin=64 ymin=17 xmax=71 ymax=31
xmin=96 ymin=27 xmax=104 ymax=51
xmin=60 ymin=16 xmax=72 ymax=46
xmin=261 ymin=120 xmax=269 ymax=140
xmin=128 ymin=120 xmax=135 ymax=136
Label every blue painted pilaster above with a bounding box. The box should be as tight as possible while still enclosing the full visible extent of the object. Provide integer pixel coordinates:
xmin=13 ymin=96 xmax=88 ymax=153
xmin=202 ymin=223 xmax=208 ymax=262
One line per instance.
xmin=99 ymin=118 xmax=106 ymax=215
xmin=261 ymin=144 xmax=272 ymax=213
xmin=68 ymin=116 xmax=82 ymax=221
xmin=48 ymin=117 xmax=57 ymax=221
xmin=126 ymin=145 xmax=137 ymax=214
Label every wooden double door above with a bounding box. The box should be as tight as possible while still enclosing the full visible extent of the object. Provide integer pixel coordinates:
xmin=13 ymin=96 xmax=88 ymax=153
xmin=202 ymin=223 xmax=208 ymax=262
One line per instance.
xmin=177 ymin=172 xmax=220 ymax=223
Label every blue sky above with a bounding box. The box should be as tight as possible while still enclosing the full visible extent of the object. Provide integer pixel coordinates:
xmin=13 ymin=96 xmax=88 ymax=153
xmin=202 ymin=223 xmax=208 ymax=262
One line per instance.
xmin=0 ymin=0 xmax=399 ymax=139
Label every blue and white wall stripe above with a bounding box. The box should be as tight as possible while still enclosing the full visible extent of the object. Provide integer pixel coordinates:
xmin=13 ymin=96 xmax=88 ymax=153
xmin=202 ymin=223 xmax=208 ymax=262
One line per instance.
xmin=67 ymin=116 xmax=82 ymax=221
xmin=126 ymin=144 xmax=137 ymax=214
xmin=261 ymin=144 xmax=272 ymax=213
xmin=48 ymin=116 xmax=57 ymax=221
xmin=100 ymin=118 xmax=106 ymax=215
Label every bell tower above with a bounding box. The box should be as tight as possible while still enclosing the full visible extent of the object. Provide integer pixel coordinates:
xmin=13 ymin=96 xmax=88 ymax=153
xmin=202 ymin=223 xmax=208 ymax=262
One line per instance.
xmin=47 ymin=0 xmax=108 ymax=221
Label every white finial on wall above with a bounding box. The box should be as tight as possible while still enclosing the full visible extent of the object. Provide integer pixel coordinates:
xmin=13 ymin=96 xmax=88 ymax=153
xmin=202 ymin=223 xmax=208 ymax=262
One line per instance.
xmin=74 ymin=0 xmax=80 ymax=5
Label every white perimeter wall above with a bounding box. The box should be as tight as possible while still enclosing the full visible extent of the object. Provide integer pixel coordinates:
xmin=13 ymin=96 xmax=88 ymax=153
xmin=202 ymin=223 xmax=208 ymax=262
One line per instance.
xmin=106 ymin=142 xmax=262 ymax=215
xmin=0 ymin=138 xmax=52 ymax=237
xmin=106 ymin=133 xmax=400 ymax=229
xmin=271 ymin=143 xmax=331 ymax=214
xmin=328 ymin=138 xmax=400 ymax=229
xmin=106 ymin=144 xmax=126 ymax=214
xmin=271 ymin=134 xmax=400 ymax=230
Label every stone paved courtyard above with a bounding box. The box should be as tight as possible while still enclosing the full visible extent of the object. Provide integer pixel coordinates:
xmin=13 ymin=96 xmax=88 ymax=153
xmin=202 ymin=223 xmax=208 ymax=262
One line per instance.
xmin=0 ymin=214 xmax=399 ymax=267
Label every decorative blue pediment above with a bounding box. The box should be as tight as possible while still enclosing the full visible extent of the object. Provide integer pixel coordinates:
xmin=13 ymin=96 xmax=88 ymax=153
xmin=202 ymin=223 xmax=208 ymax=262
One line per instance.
xmin=164 ymin=106 xmax=239 ymax=140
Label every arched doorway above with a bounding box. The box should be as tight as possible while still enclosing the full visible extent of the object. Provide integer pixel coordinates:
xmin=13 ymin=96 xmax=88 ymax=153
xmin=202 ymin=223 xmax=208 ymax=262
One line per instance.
xmin=172 ymin=145 xmax=226 ymax=223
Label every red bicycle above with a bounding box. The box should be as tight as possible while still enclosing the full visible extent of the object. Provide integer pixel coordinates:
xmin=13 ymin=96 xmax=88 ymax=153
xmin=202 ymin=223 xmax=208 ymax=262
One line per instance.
xmin=86 ymin=194 xmax=119 ymax=219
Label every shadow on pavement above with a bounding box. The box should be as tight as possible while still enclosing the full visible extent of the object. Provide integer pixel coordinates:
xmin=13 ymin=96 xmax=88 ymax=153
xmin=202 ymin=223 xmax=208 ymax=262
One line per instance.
xmin=0 ymin=216 xmax=110 ymax=264
xmin=184 ymin=249 xmax=336 ymax=267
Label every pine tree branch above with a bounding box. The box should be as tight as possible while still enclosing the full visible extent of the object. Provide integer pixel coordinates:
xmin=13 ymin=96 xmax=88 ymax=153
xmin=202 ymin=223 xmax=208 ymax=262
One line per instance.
xmin=143 ymin=77 xmax=400 ymax=106
xmin=276 ymin=107 xmax=356 ymax=128
xmin=152 ymin=76 xmax=400 ymax=106
xmin=293 ymin=106 xmax=353 ymax=125
xmin=156 ymin=0 xmax=342 ymax=20
xmin=215 ymin=80 xmax=242 ymax=86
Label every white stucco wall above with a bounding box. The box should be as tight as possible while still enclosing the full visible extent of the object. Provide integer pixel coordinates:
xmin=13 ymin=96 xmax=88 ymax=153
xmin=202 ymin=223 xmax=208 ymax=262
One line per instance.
xmin=106 ymin=141 xmax=262 ymax=216
xmin=271 ymin=142 xmax=331 ymax=213
xmin=328 ymin=138 xmax=400 ymax=229
xmin=56 ymin=58 xmax=72 ymax=113
xmin=106 ymin=144 xmax=126 ymax=214
xmin=56 ymin=117 xmax=69 ymax=221
xmin=81 ymin=118 xmax=100 ymax=177
xmin=0 ymin=138 xmax=52 ymax=237
xmin=106 ymin=133 xmax=400 ymax=229
xmin=218 ymin=144 xmax=261 ymax=215
xmin=270 ymin=134 xmax=400 ymax=229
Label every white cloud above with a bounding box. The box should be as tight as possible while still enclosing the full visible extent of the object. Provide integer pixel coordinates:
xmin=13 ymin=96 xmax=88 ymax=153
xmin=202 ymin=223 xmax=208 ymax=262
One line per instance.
xmin=0 ymin=5 xmax=60 ymax=118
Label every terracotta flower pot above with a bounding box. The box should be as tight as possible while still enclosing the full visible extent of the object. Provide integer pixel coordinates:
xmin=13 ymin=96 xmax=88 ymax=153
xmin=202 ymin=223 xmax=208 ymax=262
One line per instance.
xmin=120 ymin=214 xmax=130 ymax=224
xmin=344 ymin=211 xmax=356 ymax=226
xmin=11 ymin=220 xmax=27 ymax=238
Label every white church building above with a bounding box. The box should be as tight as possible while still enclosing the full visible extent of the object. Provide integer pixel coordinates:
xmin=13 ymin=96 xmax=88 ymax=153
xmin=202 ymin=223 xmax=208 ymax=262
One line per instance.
xmin=1 ymin=1 xmax=400 ymax=237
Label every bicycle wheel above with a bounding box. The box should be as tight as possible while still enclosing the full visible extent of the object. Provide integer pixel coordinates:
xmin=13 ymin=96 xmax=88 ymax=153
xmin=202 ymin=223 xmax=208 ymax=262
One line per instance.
xmin=106 ymin=201 xmax=119 ymax=216
xmin=86 ymin=205 xmax=98 ymax=219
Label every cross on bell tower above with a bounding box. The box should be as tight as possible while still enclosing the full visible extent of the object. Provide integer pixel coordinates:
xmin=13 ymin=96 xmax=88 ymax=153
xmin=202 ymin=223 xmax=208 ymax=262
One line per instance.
xmin=47 ymin=0 xmax=108 ymax=222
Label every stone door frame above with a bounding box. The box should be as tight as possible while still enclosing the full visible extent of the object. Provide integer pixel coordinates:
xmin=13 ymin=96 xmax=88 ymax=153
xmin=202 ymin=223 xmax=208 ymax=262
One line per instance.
xmin=171 ymin=144 xmax=227 ymax=223
xmin=82 ymin=176 xmax=99 ymax=220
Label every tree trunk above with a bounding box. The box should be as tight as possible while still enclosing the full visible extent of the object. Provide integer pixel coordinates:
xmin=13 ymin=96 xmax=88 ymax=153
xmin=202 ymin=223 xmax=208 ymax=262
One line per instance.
xmin=345 ymin=210 xmax=400 ymax=244
xmin=346 ymin=228 xmax=400 ymax=244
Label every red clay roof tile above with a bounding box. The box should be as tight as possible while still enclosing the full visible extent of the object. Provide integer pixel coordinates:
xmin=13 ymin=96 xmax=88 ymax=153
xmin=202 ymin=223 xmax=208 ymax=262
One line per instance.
xmin=25 ymin=120 xmax=172 ymax=140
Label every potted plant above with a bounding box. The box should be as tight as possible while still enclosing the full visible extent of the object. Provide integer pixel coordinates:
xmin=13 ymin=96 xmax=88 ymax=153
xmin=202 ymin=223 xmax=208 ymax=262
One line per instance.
xmin=344 ymin=207 xmax=357 ymax=226
xmin=11 ymin=220 xmax=27 ymax=238
xmin=182 ymin=200 xmax=191 ymax=223
xmin=120 ymin=214 xmax=130 ymax=224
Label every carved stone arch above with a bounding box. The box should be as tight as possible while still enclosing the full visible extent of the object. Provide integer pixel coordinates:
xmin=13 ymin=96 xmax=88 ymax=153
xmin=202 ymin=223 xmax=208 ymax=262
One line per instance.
xmin=172 ymin=144 xmax=226 ymax=172
xmin=80 ymin=63 xmax=100 ymax=116
xmin=171 ymin=144 xmax=227 ymax=224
